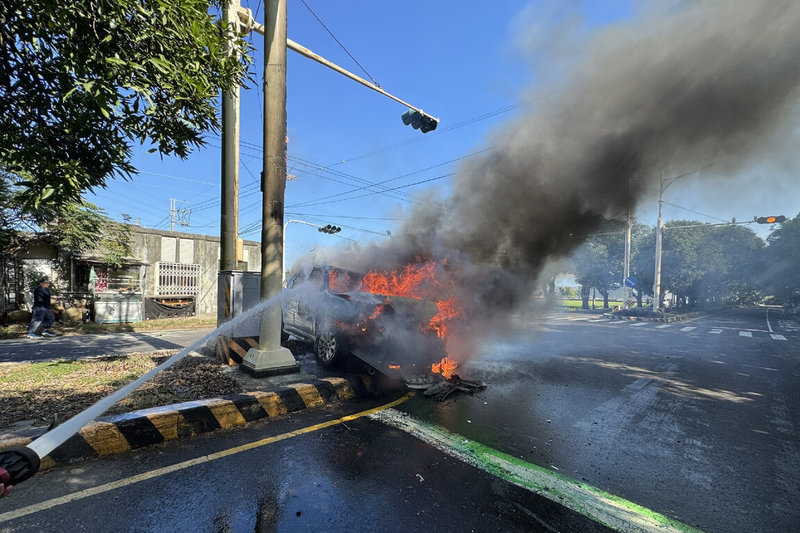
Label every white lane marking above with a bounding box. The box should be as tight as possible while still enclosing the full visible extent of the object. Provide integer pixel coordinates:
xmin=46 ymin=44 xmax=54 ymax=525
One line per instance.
xmin=739 ymin=331 xmax=753 ymax=338
xmin=770 ymin=334 xmax=787 ymax=341
xmin=766 ymin=308 xmax=773 ymax=333
xmin=680 ymin=326 xmax=696 ymax=332
xmin=655 ymin=324 xmax=672 ymax=329
xmin=589 ymin=318 xmax=611 ymax=323
xmin=629 ymin=322 xmax=649 ymax=327
xmin=709 ymin=329 xmax=723 ymax=334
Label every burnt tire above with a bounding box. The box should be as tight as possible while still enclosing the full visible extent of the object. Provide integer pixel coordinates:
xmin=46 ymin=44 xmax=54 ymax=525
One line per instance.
xmin=314 ymin=327 xmax=348 ymax=369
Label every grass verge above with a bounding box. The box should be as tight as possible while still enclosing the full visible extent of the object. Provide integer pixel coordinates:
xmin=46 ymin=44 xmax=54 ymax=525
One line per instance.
xmin=0 ymin=351 xmax=240 ymax=431
xmin=0 ymin=314 xmax=217 ymax=339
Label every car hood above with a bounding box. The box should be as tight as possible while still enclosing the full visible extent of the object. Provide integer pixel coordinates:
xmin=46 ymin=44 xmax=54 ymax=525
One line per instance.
xmin=336 ymin=291 xmax=439 ymax=323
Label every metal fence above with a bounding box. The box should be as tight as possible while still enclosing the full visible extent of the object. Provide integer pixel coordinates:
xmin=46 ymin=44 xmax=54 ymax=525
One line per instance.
xmin=155 ymin=262 xmax=200 ymax=296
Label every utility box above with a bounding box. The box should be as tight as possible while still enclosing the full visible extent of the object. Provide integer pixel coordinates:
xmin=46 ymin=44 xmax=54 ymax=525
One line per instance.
xmin=217 ymin=271 xmax=262 ymax=337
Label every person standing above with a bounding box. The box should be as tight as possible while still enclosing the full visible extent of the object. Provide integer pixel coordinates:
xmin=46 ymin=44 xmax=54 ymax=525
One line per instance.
xmin=28 ymin=276 xmax=56 ymax=338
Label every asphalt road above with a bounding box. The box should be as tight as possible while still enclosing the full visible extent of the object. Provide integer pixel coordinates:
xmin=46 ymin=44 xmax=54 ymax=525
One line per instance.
xmin=0 ymin=328 xmax=216 ymax=363
xmin=1 ymin=308 xmax=797 ymax=532
xmin=399 ymin=306 xmax=800 ymax=533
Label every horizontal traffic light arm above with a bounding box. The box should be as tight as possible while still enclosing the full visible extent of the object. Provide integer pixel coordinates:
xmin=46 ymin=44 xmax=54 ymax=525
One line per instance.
xmin=238 ymin=7 xmax=439 ymax=125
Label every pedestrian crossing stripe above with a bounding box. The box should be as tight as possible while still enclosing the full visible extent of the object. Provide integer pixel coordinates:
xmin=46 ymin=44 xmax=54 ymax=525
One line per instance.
xmin=770 ymin=334 xmax=787 ymax=341
xmin=680 ymin=327 xmax=696 ymax=332
xmin=655 ymin=324 xmax=672 ymax=329
xmin=709 ymin=329 xmax=723 ymax=334
xmin=589 ymin=318 xmax=611 ymax=322
xmin=629 ymin=322 xmax=649 ymax=327
xmin=739 ymin=331 xmax=753 ymax=337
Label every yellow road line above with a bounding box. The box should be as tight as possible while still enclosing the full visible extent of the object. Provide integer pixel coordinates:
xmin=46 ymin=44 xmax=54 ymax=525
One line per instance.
xmin=0 ymin=393 xmax=413 ymax=522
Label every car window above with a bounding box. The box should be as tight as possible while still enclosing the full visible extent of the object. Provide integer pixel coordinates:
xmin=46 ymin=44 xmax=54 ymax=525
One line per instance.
xmin=309 ymin=266 xmax=325 ymax=289
xmin=328 ymin=267 xmax=364 ymax=293
xmin=287 ymin=269 xmax=306 ymax=289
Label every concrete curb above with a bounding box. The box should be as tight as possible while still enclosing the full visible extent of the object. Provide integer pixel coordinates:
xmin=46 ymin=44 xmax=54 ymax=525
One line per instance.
xmin=0 ymin=376 xmax=367 ymax=472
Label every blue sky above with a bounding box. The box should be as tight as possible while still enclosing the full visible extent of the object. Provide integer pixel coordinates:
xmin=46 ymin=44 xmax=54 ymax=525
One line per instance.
xmin=87 ymin=0 xmax=798 ymax=269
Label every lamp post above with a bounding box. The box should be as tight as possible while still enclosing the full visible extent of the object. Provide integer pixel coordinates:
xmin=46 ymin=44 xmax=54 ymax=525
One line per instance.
xmin=652 ymin=166 xmax=710 ymax=312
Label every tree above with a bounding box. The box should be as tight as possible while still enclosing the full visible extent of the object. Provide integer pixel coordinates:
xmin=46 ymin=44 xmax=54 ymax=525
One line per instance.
xmin=0 ymin=172 xmax=132 ymax=272
xmin=0 ymin=0 xmax=251 ymax=207
xmin=761 ymin=213 xmax=800 ymax=305
xmin=658 ymin=220 xmax=763 ymax=307
xmin=572 ymin=219 xmax=626 ymax=309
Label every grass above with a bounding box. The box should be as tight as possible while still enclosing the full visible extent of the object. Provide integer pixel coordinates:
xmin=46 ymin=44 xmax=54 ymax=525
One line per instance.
xmin=0 ymin=352 xmax=241 ymax=431
xmin=0 ymin=313 xmax=217 ymax=339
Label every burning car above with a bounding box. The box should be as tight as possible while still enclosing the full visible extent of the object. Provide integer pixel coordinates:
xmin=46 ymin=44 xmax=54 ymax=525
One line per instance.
xmin=282 ymin=264 xmax=449 ymax=380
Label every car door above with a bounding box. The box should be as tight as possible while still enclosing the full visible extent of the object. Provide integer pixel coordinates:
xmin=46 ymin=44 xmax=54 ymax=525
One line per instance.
xmin=295 ymin=266 xmax=325 ymax=334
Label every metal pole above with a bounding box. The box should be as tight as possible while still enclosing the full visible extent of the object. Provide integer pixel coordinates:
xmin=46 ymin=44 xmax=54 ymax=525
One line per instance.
xmin=242 ymin=0 xmax=298 ymax=376
xmin=220 ymin=0 xmax=241 ymax=273
xmin=624 ymin=208 xmax=631 ymax=307
xmin=652 ymin=172 xmax=664 ymax=312
xmin=170 ymin=198 xmax=175 ymax=232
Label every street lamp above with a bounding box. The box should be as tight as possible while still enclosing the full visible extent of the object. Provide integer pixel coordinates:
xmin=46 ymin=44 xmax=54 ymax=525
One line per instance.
xmin=652 ymin=166 xmax=711 ymax=312
xmin=282 ymin=220 xmax=341 ymax=283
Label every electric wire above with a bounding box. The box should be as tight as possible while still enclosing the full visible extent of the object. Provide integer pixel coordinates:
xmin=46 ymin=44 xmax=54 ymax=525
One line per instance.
xmin=299 ymin=0 xmax=381 ymax=88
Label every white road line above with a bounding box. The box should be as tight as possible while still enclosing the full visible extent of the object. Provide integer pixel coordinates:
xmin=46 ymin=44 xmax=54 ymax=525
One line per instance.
xmin=770 ymin=334 xmax=787 ymax=341
xmin=739 ymin=331 xmax=753 ymax=337
xmin=709 ymin=329 xmax=723 ymax=334
xmin=766 ymin=308 xmax=773 ymax=333
xmin=629 ymin=322 xmax=649 ymax=327
xmin=680 ymin=326 xmax=696 ymax=332
xmin=589 ymin=318 xmax=611 ymax=323
xmin=655 ymin=324 xmax=672 ymax=329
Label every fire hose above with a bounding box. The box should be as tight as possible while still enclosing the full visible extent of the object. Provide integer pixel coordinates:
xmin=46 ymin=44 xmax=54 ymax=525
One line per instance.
xmin=0 ymin=295 xmax=282 ymax=495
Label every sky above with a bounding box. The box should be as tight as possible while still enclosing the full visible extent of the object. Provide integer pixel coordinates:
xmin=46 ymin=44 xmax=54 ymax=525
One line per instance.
xmin=86 ymin=0 xmax=800 ymax=271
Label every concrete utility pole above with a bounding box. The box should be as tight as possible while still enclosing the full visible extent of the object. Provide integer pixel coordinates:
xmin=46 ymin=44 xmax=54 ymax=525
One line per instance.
xmin=241 ymin=0 xmax=298 ymax=376
xmin=652 ymin=166 xmax=709 ymax=312
xmin=217 ymin=0 xmax=242 ymax=329
xmin=220 ymin=0 xmax=241 ymax=274
xmin=623 ymin=208 xmax=631 ymax=307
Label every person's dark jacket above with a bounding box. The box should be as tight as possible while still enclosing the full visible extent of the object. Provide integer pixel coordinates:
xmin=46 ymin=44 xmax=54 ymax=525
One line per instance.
xmin=33 ymin=285 xmax=51 ymax=309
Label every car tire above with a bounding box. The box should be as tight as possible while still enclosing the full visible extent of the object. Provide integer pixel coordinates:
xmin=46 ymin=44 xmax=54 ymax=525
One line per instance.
xmin=314 ymin=326 xmax=348 ymax=369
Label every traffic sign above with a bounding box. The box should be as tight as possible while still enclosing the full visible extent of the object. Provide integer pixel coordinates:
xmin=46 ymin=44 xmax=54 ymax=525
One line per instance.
xmin=624 ymin=276 xmax=637 ymax=288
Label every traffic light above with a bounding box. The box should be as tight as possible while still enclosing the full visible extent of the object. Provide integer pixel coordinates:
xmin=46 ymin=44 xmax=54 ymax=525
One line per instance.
xmin=755 ymin=215 xmax=786 ymax=224
xmin=401 ymin=110 xmax=438 ymax=133
xmin=318 ymin=224 xmax=341 ymax=234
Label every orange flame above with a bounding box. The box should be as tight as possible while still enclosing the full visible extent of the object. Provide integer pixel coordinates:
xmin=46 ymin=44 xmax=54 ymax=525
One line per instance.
xmin=432 ymin=357 xmax=458 ymax=379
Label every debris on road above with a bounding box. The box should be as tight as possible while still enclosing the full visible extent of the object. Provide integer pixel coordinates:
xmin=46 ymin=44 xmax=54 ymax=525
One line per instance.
xmin=422 ymin=374 xmax=487 ymax=401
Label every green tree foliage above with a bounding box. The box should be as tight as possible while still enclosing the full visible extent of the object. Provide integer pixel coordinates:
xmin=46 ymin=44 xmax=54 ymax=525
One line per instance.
xmin=659 ymin=221 xmax=763 ymax=306
xmin=572 ymin=219 xmax=626 ymax=309
xmin=0 ymin=0 xmax=251 ymax=207
xmin=761 ymin=213 xmax=800 ymax=305
xmin=0 ymin=173 xmax=132 ymax=269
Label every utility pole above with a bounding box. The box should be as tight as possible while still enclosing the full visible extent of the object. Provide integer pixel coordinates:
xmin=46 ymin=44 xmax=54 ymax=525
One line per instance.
xmin=623 ymin=208 xmax=631 ymax=307
xmin=652 ymin=165 xmax=710 ymax=312
xmin=217 ymin=0 xmax=242 ymax=329
xmin=170 ymin=198 xmax=189 ymax=232
xmin=241 ymin=0 xmax=298 ymax=377
xmin=220 ymin=0 xmax=241 ymax=273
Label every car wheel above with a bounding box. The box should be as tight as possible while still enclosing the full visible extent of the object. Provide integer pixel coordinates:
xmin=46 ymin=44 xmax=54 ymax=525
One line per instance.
xmin=314 ymin=327 xmax=348 ymax=369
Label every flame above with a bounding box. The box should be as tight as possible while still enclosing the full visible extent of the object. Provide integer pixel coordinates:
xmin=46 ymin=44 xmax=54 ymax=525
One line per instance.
xmin=359 ymin=260 xmax=464 ymax=377
xmin=432 ymin=357 xmax=458 ymax=379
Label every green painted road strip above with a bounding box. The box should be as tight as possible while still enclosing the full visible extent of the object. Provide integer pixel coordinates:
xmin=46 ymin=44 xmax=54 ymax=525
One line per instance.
xmin=370 ymin=409 xmax=704 ymax=533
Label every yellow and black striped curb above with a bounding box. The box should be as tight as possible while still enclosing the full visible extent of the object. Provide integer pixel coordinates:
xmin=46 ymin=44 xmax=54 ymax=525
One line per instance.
xmin=0 ymin=376 xmax=373 ymax=472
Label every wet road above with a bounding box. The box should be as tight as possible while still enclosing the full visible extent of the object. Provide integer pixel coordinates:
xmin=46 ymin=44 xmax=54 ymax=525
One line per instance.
xmin=399 ymin=307 xmax=800 ymax=533
xmin=1 ymin=308 xmax=797 ymax=532
xmin=0 ymin=396 xmax=608 ymax=533
xmin=0 ymin=329 xmax=215 ymax=363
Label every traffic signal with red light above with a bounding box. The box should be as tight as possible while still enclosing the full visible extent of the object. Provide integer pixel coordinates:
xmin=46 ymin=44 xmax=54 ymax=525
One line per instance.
xmin=755 ymin=215 xmax=786 ymax=224
xmin=401 ymin=110 xmax=438 ymax=133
